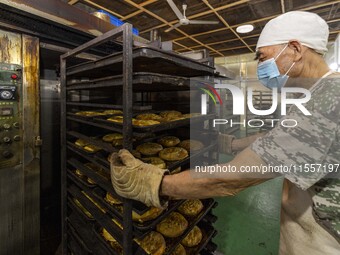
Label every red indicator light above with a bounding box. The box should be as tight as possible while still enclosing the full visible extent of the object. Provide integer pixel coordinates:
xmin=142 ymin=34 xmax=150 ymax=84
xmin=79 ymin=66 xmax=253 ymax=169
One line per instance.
xmin=11 ymin=74 xmax=18 ymax=80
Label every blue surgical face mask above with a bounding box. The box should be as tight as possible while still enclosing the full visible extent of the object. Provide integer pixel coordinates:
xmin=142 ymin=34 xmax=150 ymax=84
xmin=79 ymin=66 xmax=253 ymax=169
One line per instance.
xmin=257 ymin=44 xmax=295 ymax=90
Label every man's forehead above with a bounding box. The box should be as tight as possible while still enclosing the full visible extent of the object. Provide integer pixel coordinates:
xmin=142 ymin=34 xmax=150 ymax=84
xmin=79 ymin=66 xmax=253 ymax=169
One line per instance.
xmin=256 ymin=45 xmax=281 ymax=55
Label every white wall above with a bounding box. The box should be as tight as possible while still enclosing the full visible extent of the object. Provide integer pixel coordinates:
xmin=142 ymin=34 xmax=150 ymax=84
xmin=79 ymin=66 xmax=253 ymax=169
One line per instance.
xmin=324 ymin=34 xmax=339 ymax=72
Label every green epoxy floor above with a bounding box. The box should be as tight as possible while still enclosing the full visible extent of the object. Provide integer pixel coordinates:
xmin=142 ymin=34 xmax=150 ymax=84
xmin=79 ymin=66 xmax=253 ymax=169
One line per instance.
xmin=212 ymin=154 xmax=283 ymax=255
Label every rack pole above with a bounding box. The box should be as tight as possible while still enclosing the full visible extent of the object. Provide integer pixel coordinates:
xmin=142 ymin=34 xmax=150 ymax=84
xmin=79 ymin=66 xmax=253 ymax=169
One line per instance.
xmin=60 ymin=56 xmax=68 ymax=255
xmin=122 ymin=23 xmax=134 ymax=255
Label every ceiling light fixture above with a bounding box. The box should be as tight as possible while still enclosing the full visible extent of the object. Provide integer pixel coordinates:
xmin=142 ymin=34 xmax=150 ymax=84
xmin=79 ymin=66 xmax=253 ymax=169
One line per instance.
xmin=236 ymin=24 xmax=254 ymax=34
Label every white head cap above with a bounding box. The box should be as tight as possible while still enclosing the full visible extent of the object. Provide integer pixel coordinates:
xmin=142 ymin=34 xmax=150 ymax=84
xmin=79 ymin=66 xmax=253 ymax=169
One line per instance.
xmin=256 ymin=11 xmax=329 ymax=54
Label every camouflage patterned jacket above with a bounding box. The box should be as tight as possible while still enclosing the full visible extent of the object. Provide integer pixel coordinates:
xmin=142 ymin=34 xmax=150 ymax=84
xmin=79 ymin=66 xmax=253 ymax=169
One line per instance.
xmin=251 ymin=74 xmax=340 ymax=242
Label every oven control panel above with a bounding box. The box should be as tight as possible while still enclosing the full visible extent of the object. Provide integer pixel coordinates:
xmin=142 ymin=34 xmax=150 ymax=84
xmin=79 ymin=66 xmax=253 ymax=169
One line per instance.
xmin=0 ymin=63 xmax=22 ymax=169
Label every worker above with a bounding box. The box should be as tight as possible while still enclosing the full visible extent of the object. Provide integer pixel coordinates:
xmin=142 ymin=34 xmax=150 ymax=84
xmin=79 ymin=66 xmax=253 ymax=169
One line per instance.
xmin=110 ymin=11 xmax=340 ymax=255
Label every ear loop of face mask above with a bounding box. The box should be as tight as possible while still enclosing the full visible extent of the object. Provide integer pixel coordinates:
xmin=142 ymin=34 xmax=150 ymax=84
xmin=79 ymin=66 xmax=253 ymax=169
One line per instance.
xmin=274 ymin=44 xmax=296 ymax=76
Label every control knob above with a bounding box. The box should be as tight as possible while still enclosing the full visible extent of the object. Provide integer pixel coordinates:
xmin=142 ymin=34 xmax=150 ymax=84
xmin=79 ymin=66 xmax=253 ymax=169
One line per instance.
xmin=2 ymin=151 xmax=13 ymax=158
xmin=3 ymin=137 xmax=11 ymax=143
xmin=0 ymin=90 xmax=13 ymax=100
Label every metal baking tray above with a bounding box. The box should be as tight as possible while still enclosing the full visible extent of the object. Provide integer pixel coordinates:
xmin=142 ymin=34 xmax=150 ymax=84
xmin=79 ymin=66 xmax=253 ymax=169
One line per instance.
xmin=66 ymin=143 xmax=218 ymax=194
xmin=67 ymin=115 xmax=124 ymax=134
xmin=67 ymin=212 xmax=113 ymax=255
xmin=68 ymin=168 xmax=97 ymax=189
xmin=131 ymin=131 xmax=218 ymax=171
xmin=66 ymin=112 xmax=115 ymax=120
xmin=66 ymin=102 xmax=152 ymax=112
xmin=166 ymin=143 xmax=218 ymax=172
xmin=66 ymin=112 xmax=217 ymax=138
xmin=68 ymin=175 xmax=218 ymax=244
xmin=67 ymin=131 xmax=118 ymax=154
xmin=67 ymin=141 xmax=111 ymax=175
xmin=67 ymin=156 xmax=150 ymax=215
xmin=181 ymin=222 xmax=217 ymax=255
xmin=199 ymin=242 xmax=218 ymax=255
xmin=92 ymin=224 xmax=123 ymax=255
xmin=91 ymin=223 xmax=124 ymax=255
xmin=93 ymin=113 xmax=216 ymax=133
xmin=68 ymin=161 xmax=218 ymax=255
xmin=92 ymin=211 xmax=217 ymax=255
xmin=66 ymin=72 xmax=193 ymax=92
xmin=184 ymin=222 xmax=217 ymax=255
xmin=68 ymin=185 xmax=124 ymax=244
xmin=160 ymin=200 xmax=218 ymax=255
xmin=67 ymin=47 xmax=214 ymax=78
xmin=91 ymin=187 xmax=185 ymax=234
xmin=66 ymin=135 xmax=218 ymax=211
xmin=68 ymin=222 xmax=93 ymax=255
xmin=68 ymin=184 xmax=148 ymax=254
xmin=93 ymin=223 xmax=148 ymax=255
xmin=68 ymin=196 xmax=95 ymax=222
xmin=66 ymin=115 xmax=153 ymax=139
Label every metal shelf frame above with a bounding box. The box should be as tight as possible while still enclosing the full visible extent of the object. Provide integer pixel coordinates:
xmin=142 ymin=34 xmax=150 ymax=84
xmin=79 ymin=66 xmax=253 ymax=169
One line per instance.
xmin=61 ymin=23 xmax=135 ymax=255
xmin=61 ymin=23 xmax=218 ymax=255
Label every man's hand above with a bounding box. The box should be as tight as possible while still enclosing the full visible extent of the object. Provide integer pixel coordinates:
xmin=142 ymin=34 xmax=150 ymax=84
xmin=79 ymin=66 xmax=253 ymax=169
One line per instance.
xmin=109 ymin=149 xmax=169 ymax=208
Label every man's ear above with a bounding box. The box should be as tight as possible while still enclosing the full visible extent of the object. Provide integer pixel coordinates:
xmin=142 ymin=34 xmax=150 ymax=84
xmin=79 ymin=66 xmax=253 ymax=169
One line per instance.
xmin=288 ymin=40 xmax=303 ymax=62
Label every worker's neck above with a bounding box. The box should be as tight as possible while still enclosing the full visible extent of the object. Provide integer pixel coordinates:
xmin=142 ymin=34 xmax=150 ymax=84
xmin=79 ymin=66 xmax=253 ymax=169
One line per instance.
xmin=300 ymin=55 xmax=330 ymax=79
xmin=290 ymin=54 xmax=330 ymax=90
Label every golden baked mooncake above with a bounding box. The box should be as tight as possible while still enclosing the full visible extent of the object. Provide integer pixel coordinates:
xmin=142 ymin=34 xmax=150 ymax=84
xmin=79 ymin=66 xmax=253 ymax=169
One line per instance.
xmin=75 ymin=139 xmax=89 ymax=147
xmin=159 ymin=110 xmax=182 ymax=118
xmin=75 ymin=111 xmax=104 ymax=117
xmin=158 ymin=136 xmax=180 ymax=147
xmin=171 ymin=244 xmax=186 ymax=255
xmin=181 ymin=226 xmax=202 ymax=247
xmin=178 ymin=140 xmax=204 ymax=153
xmin=137 ymin=231 xmax=166 ymax=255
xmin=133 ymin=119 xmax=160 ymax=126
xmin=75 ymin=169 xmax=85 ymax=178
xmin=156 ymin=212 xmax=188 ymax=238
xmin=159 ymin=147 xmax=188 ymax=161
xmin=73 ymin=198 xmax=93 ymax=219
xmin=170 ymin=166 xmax=182 ymax=174
xmin=83 ymin=144 xmax=102 ymax=153
xmin=107 ymin=116 xmax=124 ymax=123
xmin=105 ymin=192 xmax=122 ymax=205
xmin=102 ymin=133 xmax=123 ymax=142
xmin=132 ymin=207 xmax=164 ymax=223
xmin=137 ymin=143 xmax=163 ymax=156
xmin=142 ymin=157 xmax=167 ymax=169
xmin=177 ymin=200 xmax=203 ymax=217
xmin=136 ymin=113 xmax=163 ymax=121
xmin=102 ymin=228 xmax=123 ymax=254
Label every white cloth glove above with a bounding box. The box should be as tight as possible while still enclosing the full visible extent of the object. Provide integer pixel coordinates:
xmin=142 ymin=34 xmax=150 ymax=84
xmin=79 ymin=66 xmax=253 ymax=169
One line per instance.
xmin=109 ymin=149 xmax=169 ymax=208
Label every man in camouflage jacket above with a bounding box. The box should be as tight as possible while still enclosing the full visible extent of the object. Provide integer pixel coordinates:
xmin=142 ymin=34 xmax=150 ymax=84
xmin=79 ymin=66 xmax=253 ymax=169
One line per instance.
xmin=110 ymin=11 xmax=340 ymax=254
